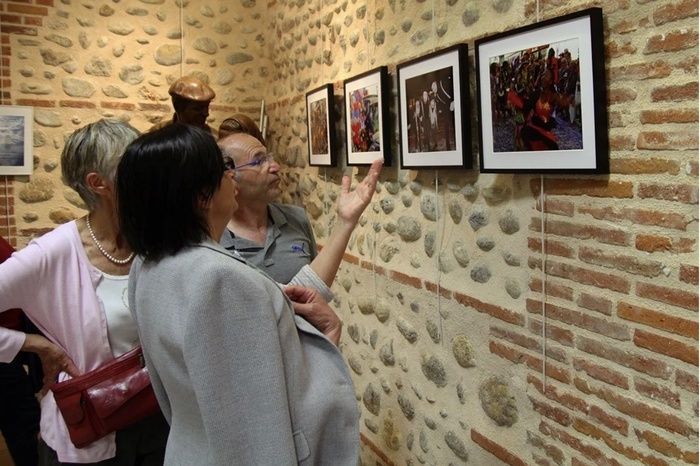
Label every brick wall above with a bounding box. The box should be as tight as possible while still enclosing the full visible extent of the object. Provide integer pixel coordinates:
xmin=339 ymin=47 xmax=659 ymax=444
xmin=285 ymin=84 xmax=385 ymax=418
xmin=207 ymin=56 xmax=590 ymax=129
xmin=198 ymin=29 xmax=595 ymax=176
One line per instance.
xmin=0 ymin=0 xmax=51 ymax=246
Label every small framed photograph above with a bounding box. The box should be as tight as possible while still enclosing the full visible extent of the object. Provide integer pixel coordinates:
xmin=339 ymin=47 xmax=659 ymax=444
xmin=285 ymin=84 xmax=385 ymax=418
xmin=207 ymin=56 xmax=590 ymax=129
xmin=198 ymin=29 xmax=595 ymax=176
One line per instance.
xmin=306 ymin=84 xmax=338 ymax=167
xmin=475 ymin=7 xmax=608 ymax=173
xmin=0 ymin=106 xmax=33 ymax=176
xmin=397 ymin=44 xmax=471 ymax=169
xmin=343 ymin=66 xmax=392 ymax=166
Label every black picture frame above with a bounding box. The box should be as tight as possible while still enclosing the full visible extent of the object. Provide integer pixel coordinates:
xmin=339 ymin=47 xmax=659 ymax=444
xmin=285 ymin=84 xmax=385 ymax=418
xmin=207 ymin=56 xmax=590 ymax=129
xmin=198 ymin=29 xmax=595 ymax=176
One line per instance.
xmin=475 ymin=7 xmax=608 ymax=173
xmin=397 ymin=44 xmax=471 ymax=169
xmin=306 ymin=84 xmax=338 ymax=167
xmin=343 ymin=66 xmax=392 ymax=166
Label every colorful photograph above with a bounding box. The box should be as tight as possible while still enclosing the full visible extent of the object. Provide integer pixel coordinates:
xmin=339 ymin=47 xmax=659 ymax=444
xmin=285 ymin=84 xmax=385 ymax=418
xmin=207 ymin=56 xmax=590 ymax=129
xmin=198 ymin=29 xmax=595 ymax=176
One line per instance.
xmin=309 ymin=98 xmax=329 ymax=155
xmin=405 ymin=67 xmax=457 ymax=154
xmin=349 ymin=85 xmax=380 ymax=153
xmin=489 ymin=38 xmax=582 ymax=153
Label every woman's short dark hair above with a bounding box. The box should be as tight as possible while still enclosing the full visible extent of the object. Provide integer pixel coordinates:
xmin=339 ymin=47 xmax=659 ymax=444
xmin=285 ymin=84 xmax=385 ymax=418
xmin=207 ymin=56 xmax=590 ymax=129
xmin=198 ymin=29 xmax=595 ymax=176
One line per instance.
xmin=117 ymin=123 xmax=224 ymax=261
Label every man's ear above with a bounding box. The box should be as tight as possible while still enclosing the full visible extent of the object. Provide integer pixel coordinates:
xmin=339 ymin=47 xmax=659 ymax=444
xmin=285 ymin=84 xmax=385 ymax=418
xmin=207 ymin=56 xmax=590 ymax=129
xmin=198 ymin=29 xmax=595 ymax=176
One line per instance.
xmin=85 ymin=172 xmax=111 ymax=197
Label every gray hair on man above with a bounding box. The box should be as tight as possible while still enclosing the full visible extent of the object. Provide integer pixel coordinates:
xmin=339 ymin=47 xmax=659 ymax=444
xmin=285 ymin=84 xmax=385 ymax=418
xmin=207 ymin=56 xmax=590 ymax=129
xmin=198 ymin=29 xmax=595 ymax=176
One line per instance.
xmin=61 ymin=118 xmax=140 ymax=210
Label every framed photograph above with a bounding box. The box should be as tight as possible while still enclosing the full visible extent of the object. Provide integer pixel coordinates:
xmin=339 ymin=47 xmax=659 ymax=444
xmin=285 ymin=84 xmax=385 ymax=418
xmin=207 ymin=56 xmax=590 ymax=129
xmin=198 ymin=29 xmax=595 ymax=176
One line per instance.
xmin=306 ymin=84 xmax=337 ymax=167
xmin=344 ymin=66 xmax=391 ymax=166
xmin=0 ymin=106 xmax=33 ymax=176
xmin=475 ymin=7 xmax=608 ymax=173
xmin=397 ymin=44 xmax=470 ymax=169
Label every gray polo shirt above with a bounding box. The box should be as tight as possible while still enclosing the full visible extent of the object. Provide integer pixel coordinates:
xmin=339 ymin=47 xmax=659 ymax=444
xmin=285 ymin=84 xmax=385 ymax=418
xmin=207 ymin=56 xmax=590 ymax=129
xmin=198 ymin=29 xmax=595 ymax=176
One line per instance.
xmin=220 ymin=203 xmax=318 ymax=284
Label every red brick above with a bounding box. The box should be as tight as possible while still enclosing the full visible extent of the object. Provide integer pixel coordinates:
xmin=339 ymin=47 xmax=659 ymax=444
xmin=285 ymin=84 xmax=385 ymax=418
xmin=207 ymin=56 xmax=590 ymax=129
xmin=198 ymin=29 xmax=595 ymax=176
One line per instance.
xmin=14 ymin=98 xmax=54 ymax=107
xmin=651 ymin=82 xmax=698 ymax=102
xmin=653 ymin=0 xmax=699 ymax=26
xmin=539 ymin=421 xmax=622 ymax=466
xmin=59 ymin=100 xmax=96 ymax=109
xmin=527 ymin=298 xmax=630 ymax=340
xmin=609 ymin=60 xmax=673 ymax=81
xmin=675 ymin=369 xmax=698 ymax=393
xmin=579 ymin=245 xmax=663 ymax=278
xmin=645 ymin=30 xmax=699 ymax=54
xmin=607 ymin=87 xmax=637 ymax=104
xmin=577 ymin=293 xmax=612 ymax=316
xmin=455 ymin=292 xmax=524 ymax=326
xmin=638 ymin=183 xmax=698 ymax=204
xmin=573 ymin=418 xmax=669 ymax=466
xmin=491 ymin=341 xmax=569 ymax=383
xmin=0 ymin=14 xmax=21 ymax=23
xmin=530 ymin=218 xmax=630 ymax=246
xmin=6 ymin=4 xmax=48 ymax=15
xmin=571 ymin=458 xmax=593 ymax=466
xmin=634 ymin=329 xmax=698 ymax=366
xmin=23 ymin=16 xmax=43 ymax=26
xmin=675 ymin=55 xmax=698 ymax=75
xmin=471 ymin=429 xmax=528 ymax=466
xmin=490 ymin=326 xmax=541 ymax=351
xmin=634 ymin=428 xmax=699 ymax=464
xmin=535 ymin=197 xmax=574 ymax=217
xmin=360 ymin=260 xmax=385 ymax=276
xmin=689 ymin=160 xmax=698 ymax=176
xmin=529 ymin=396 xmax=572 ymax=426
xmin=617 ymin=301 xmax=697 ymax=339
xmin=635 ymin=234 xmax=695 ymax=253
xmin=638 ymin=130 xmax=698 ymax=150
xmin=138 ymin=103 xmax=171 ymax=112
xmin=608 ymin=111 xmax=624 ymax=128
xmin=0 ymin=24 xmax=36 ymax=35
xmin=639 ymin=108 xmax=698 ymax=124
xmin=359 ymin=433 xmax=396 ymax=466
xmin=389 ymin=270 xmax=421 ymax=289
xmin=424 ymin=280 xmax=451 ymax=299
xmin=578 ymin=205 xmax=690 ymax=231
xmin=528 ymin=318 xmax=575 ymax=349
xmin=531 ymin=178 xmax=633 ymax=198
xmin=610 ymin=18 xmax=637 ymax=34
xmin=609 ymin=134 xmax=636 ymax=151
xmin=634 ymin=376 xmax=681 ymax=409
xmin=100 ymin=101 xmax=136 ymax=111
xmin=341 ymin=251 xmax=359 ymax=265
xmin=529 ymin=277 xmax=574 ymax=301
xmin=528 ymin=237 xmax=574 ymax=258
xmin=574 ymin=377 xmax=695 ymax=437
xmin=533 ymin=261 xmax=631 ymax=294
xmin=606 ymin=40 xmax=637 ymax=58
xmin=589 ymin=405 xmax=629 ymax=436
xmin=679 ymin=264 xmax=698 ymax=285
xmin=573 ymin=357 xmax=629 ymax=389
xmin=36 ymin=0 xmax=55 ymax=5
xmin=576 ymin=336 xmax=672 ymax=379
xmin=636 ymin=282 xmax=698 ymax=311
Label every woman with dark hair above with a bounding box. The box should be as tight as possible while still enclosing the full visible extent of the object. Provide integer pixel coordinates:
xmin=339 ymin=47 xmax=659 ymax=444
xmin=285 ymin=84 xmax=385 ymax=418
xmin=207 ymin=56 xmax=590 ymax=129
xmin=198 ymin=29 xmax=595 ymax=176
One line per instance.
xmin=117 ymin=123 xmax=359 ymax=465
xmin=0 ymin=119 xmax=168 ymax=464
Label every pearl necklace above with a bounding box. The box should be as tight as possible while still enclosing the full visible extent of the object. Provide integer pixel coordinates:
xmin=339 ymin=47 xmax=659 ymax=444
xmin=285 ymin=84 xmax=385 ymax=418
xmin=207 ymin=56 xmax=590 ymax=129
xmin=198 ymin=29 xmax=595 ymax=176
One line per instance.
xmin=85 ymin=215 xmax=134 ymax=265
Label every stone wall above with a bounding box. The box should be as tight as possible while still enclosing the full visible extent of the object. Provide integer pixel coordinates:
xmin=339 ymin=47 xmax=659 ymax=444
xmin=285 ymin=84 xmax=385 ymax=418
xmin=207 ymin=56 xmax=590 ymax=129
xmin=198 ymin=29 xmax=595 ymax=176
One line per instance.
xmin=264 ymin=0 xmax=699 ymax=465
xmin=1 ymin=0 xmax=698 ymax=465
xmin=1 ymin=0 xmax=272 ymax=246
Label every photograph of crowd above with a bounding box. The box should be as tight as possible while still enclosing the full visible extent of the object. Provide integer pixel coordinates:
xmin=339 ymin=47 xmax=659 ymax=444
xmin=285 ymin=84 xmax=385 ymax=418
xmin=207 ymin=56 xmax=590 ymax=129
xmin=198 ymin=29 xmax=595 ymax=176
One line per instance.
xmin=489 ymin=38 xmax=582 ymax=153
xmin=405 ymin=67 xmax=457 ymax=153
xmin=309 ymin=98 xmax=329 ymax=155
xmin=349 ymin=85 xmax=381 ymax=153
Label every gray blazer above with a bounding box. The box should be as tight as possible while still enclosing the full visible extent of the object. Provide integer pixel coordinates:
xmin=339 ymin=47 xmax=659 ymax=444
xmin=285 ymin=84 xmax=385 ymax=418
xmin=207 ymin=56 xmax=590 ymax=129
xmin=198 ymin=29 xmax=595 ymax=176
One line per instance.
xmin=128 ymin=241 xmax=359 ymax=465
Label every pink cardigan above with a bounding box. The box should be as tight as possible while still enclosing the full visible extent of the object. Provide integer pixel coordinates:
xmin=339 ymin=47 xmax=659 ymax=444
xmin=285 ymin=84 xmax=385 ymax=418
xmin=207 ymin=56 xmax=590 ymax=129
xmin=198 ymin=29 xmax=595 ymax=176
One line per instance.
xmin=0 ymin=221 xmax=122 ymax=462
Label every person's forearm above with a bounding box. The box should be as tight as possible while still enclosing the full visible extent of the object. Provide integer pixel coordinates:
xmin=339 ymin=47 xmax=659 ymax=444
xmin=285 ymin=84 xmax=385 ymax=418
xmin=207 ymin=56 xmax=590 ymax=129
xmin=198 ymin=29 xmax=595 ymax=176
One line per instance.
xmin=309 ymin=219 xmax=355 ymax=287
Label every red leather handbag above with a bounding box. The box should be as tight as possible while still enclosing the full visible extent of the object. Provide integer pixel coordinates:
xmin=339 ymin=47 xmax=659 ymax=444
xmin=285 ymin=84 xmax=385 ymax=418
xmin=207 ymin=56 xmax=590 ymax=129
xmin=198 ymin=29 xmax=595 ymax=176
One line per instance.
xmin=51 ymin=346 xmax=161 ymax=448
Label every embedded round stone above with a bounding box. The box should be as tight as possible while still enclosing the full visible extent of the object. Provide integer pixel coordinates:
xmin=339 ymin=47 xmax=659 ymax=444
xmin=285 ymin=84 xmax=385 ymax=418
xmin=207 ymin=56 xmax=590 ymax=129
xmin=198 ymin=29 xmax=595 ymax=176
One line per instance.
xmin=499 ymin=210 xmax=520 ymax=234
xmin=420 ymin=193 xmax=437 ymax=221
xmin=505 ymin=278 xmax=521 ymax=299
xmin=424 ymin=230 xmax=436 ymax=257
xmin=452 ymin=335 xmax=475 ymax=368
xmin=421 ymin=354 xmax=447 ymax=387
xmin=476 ymin=237 xmax=495 ymax=251
xmin=363 ymin=383 xmax=381 ymax=415
xmin=448 ymin=198 xmax=463 ymax=224
xmin=479 ymin=376 xmax=518 ymax=426
xmin=398 ymin=216 xmax=422 ymax=242
xmin=468 ymin=207 xmax=489 ymax=230
xmin=470 ymin=265 xmax=491 ymax=283
xmin=452 ymin=241 xmax=469 ymax=267
xmin=397 ymin=317 xmax=417 ymax=343
xmin=444 ymin=431 xmax=469 ymax=460
xmin=379 ymin=341 xmax=395 ymax=366
xmin=380 ymin=197 xmax=395 ymax=214
xmin=398 ymin=394 xmax=414 ymax=420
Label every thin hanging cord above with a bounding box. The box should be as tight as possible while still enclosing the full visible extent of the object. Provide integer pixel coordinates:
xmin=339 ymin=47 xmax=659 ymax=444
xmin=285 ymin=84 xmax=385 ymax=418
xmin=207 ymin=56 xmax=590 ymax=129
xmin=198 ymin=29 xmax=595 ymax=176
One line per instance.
xmin=435 ymin=170 xmax=443 ymax=344
xmin=1 ymin=20 xmax=12 ymax=243
xmin=534 ymin=0 xmax=547 ymax=389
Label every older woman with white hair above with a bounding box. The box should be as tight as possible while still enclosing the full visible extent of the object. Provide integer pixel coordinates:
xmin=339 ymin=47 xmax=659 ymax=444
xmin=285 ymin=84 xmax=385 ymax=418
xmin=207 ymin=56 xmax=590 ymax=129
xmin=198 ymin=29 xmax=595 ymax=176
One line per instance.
xmin=0 ymin=119 xmax=168 ymax=465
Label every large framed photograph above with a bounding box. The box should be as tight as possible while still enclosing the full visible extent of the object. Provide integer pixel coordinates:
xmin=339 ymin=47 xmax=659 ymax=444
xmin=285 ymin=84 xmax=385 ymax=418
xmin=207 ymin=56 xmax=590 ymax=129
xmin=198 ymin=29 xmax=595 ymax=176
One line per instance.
xmin=475 ymin=7 xmax=608 ymax=173
xmin=397 ymin=44 xmax=470 ymax=169
xmin=306 ymin=84 xmax=337 ymax=167
xmin=344 ymin=66 xmax=392 ymax=166
xmin=0 ymin=106 xmax=33 ymax=176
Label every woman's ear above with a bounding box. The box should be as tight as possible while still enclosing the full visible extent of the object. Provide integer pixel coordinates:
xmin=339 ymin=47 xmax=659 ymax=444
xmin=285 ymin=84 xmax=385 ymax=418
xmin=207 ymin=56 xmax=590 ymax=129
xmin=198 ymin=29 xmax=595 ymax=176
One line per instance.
xmin=85 ymin=172 xmax=112 ymax=198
